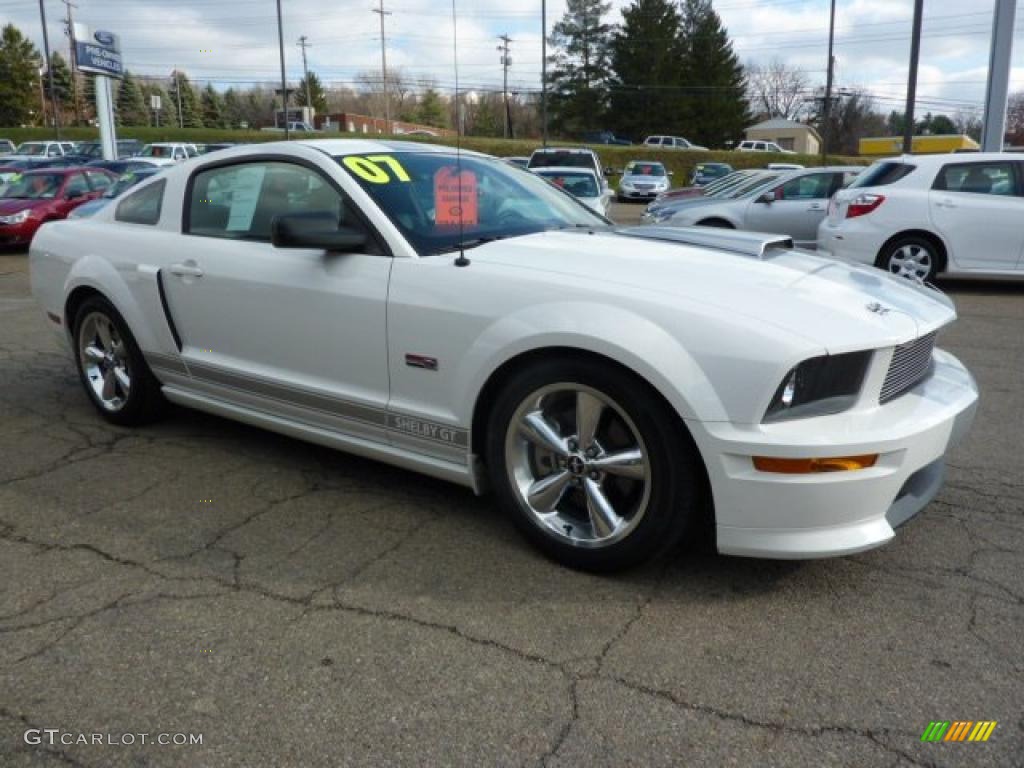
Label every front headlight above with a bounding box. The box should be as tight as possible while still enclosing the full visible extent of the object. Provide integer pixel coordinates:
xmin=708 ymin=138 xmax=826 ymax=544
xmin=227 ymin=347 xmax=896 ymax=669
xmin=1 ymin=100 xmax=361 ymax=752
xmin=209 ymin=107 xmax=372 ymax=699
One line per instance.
xmin=0 ymin=209 xmax=31 ymax=225
xmin=763 ymin=351 xmax=872 ymax=422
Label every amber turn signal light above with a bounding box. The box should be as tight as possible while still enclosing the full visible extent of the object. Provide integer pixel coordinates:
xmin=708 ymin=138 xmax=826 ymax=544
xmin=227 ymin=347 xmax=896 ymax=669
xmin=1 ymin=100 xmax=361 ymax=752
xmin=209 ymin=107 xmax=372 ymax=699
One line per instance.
xmin=753 ymin=455 xmax=879 ymax=474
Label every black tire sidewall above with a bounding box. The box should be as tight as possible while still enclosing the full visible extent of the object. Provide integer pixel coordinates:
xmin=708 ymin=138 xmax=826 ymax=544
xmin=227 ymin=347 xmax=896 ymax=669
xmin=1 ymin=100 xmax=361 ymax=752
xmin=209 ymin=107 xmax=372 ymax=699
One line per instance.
xmin=880 ymin=237 xmax=939 ymax=282
xmin=72 ymin=296 xmax=163 ymax=425
xmin=485 ymin=357 xmax=702 ymax=572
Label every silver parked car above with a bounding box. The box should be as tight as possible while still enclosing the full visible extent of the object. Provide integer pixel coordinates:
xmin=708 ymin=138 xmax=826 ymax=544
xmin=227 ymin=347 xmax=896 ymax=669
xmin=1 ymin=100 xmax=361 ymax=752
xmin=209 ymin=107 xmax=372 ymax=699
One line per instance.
xmin=642 ymin=170 xmax=783 ymax=224
xmin=660 ymin=166 xmax=865 ymax=246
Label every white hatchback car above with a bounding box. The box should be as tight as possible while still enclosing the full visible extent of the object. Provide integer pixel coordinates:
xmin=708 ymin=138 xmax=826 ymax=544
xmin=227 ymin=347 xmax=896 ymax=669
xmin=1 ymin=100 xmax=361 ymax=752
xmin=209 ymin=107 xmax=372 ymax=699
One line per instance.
xmin=532 ymin=166 xmax=612 ymax=216
xmin=30 ymin=140 xmax=977 ymax=571
xmin=818 ymin=153 xmax=1024 ymax=281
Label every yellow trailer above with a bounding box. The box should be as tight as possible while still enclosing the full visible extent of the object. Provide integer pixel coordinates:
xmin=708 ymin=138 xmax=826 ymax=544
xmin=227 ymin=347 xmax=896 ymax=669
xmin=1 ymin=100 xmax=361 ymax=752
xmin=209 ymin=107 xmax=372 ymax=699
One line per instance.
xmin=859 ymin=134 xmax=980 ymax=156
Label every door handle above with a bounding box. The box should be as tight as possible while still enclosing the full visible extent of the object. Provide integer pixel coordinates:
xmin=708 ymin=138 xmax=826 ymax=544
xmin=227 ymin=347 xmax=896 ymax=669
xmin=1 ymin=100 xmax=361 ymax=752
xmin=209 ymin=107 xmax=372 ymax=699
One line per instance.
xmin=936 ymin=198 xmax=957 ymax=209
xmin=169 ymin=262 xmax=203 ymax=278
xmin=807 ymin=204 xmax=824 ymax=211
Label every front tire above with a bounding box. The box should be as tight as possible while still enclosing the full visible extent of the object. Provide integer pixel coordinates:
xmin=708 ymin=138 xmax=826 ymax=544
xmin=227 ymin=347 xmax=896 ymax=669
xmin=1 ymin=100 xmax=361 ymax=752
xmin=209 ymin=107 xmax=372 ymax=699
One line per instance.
xmin=72 ymin=296 xmax=166 ymax=426
xmin=485 ymin=358 xmax=704 ymax=572
xmin=877 ymin=236 xmax=940 ymax=282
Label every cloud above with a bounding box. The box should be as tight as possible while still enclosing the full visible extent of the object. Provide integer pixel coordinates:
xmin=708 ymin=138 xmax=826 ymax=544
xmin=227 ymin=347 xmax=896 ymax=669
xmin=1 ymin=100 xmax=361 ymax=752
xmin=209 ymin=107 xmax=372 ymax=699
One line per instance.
xmin=0 ymin=0 xmax=1019 ymax=115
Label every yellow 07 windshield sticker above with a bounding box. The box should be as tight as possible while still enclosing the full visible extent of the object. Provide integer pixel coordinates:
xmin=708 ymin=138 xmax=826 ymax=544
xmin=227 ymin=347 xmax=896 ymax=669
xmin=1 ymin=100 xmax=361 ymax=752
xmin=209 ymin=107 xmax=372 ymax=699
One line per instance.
xmin=342 ymin=155 xmax=411 ymax=184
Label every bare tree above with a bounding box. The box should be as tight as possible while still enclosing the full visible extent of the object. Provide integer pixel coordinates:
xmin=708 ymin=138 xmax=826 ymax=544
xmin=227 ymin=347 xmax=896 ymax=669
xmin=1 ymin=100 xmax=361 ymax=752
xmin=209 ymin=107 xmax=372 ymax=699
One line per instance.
xmin=746 ymin=58 xmax=810 ymax=121
xmin=952 ymin=108 xmax=983 ymax=141
xmin=1006 ymin=91 xmax=1024 ymax=145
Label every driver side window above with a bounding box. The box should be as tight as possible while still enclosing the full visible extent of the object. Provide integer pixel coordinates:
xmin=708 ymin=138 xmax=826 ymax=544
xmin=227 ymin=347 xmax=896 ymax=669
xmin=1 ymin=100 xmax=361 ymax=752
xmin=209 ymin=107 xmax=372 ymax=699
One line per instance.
xmin=63 ymin=173 xmax=90 ymax=197
xmin=187 ymin=160 xmax=376 ymax=249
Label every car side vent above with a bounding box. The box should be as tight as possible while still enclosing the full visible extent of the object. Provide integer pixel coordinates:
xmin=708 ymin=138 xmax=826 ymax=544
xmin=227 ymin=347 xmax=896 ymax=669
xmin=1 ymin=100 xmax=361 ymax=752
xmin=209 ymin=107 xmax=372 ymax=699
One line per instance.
xmin=616 ymin=226 xmax=794 ymax=259
xmin=880 ymin=332 xmax=937 ymax=404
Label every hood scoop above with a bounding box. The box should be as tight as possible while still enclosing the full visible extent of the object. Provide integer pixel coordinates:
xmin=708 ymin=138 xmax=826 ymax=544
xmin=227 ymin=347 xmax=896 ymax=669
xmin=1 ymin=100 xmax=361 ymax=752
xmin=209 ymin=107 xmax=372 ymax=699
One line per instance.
xmin=615 ymin=225 xmax=794 ymax=260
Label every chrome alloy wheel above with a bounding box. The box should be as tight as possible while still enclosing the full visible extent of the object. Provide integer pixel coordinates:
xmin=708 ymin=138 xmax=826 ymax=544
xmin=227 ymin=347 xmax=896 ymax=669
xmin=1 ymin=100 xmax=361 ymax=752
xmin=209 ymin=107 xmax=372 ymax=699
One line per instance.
xmin=504 ymin=383 xmax=651 ymax=549
xmin=887 ymin=244 xmax=932 ymax=282
xmin=78 ymin=311 xmax=131 ymax=412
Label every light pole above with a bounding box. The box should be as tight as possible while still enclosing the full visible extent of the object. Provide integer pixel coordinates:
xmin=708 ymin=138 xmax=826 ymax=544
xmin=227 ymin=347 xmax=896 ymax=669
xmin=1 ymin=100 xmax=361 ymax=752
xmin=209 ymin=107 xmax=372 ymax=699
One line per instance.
xmin=276 ymin=0 xmax=290 ymax=139
xmin=902 ymin=0 xmax=924 ymax=154
xmin=297 ymin=35 xmax=312 ymax=119
xmin=38 ymin=0 xmax=62 ymax=139
xmin=372 ymin=0 xmax=392 ymax=133
xmin=981 ymin=0 xmax=1017 ymax=151
xmin=541 ymin=0 xmax=547 ymax=146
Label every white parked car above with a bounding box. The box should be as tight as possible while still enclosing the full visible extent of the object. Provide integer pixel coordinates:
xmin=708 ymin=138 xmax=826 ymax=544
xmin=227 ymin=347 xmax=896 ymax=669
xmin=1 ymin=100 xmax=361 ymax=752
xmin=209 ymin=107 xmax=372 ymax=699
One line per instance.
xmin=617 ymin=161 xmax=673 ymax=202
xmin=737 ymin=140 xmax=796 ymax=155
xmin=30 ymin=140 xmax=978 ymax=571
xmin=527 ymin=147 xmax=608 ymax=191
xmin=6 ymin=141 xmax=77 ymax=162
xmin=643 ymin=135 xmax=709 ymax=151
xmin=819 ymin=153 xmax=1024 ymax=282
xmin=137 ymin=143 xmax=199 ymax=166
xmin=532 ymin=166 xmax=612 ymax=216
xmin=662 ymin=166 xmax=864 ymax=247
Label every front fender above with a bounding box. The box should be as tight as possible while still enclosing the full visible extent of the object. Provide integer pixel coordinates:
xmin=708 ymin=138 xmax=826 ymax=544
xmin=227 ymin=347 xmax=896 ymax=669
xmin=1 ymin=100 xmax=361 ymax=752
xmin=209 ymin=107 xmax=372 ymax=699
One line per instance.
xmin=452 ymin=301 xmax=728 ymax=426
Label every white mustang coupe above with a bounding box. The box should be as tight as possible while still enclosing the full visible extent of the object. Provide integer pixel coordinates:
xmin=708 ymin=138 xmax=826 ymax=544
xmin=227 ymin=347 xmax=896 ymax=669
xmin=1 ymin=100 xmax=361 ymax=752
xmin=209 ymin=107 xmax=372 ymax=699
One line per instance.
xmin=30 ymin=140 xmax=978 ymax=571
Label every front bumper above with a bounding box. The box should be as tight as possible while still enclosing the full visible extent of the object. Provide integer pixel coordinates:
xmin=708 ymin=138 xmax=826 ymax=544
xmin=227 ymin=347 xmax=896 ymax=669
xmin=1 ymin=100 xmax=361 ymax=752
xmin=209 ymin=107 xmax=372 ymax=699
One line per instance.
xmin=0 ymin=219 xmax=40 ymax=245
xmin=695 ymin=348 xmax=978 ymax=559
xmin=618 ymin=187 xmax=664 ymax=200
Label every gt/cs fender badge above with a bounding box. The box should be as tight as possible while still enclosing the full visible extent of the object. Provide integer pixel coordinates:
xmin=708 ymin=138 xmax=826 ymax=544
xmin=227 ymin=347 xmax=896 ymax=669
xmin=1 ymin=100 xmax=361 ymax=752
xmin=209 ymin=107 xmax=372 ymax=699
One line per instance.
xmin=866 ymin=302 xmax=892 ymax=315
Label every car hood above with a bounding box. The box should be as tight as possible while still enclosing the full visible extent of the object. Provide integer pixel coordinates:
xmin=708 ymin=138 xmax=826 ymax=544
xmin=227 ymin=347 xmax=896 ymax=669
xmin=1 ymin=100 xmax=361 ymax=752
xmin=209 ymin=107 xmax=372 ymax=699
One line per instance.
xmin=0 ymin=198 xmax=52 ymax=214
xmin=469 ymin=229 xmax=955 ymax=352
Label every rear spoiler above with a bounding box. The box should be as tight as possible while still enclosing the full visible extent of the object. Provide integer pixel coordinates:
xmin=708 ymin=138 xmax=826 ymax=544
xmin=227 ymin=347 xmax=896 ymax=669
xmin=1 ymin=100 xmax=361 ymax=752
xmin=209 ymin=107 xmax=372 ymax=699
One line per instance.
xmin=615 ymin=226 xmax=793 ymax=259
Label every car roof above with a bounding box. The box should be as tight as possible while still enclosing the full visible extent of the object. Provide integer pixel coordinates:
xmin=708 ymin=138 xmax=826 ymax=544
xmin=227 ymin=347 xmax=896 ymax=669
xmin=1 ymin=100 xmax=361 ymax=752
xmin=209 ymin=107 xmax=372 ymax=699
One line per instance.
xmin=294 ymin=138 xmax=486 ymax=158
xmin=533 ymin=166 xmax=599 ymax=176
xmin=530 ymin=147 xmax=595 ymax=154
xmin=875 ymin=152 xmax=1019 ymax=166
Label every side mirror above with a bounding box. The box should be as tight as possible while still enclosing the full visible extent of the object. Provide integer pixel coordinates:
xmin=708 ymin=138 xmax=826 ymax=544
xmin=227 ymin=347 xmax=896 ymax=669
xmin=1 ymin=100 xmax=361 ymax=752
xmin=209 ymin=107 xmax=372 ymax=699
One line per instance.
xmin=271 ymin=211 xmax=367 ymax=252
xmin=756 ymin=191 xmax=775 ymax=204
xmin=66 ymin=189 xmax=85 ymax=199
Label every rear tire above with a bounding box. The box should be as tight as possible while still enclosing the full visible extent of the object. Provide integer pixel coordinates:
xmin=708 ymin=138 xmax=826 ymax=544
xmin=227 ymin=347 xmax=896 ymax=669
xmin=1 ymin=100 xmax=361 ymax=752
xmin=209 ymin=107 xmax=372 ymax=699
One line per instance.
xmin=485 ymin=357 xmax=704 ymax=572
xmin=72 ymin=295 xmax=167 ymax=426
xmin=876 ymin=236 xmax=941 ymax=283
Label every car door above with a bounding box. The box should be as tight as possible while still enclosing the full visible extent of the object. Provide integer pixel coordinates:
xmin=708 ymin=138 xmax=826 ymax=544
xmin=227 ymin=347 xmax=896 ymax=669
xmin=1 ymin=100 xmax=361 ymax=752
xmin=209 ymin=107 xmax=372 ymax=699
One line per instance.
xmin=929 ymin=160 xmax=1024 ymax=272
xmin=744 ymin=172 xmax=836 ymax=245
xmin=161 ymin=158 xmax=394 ymax=444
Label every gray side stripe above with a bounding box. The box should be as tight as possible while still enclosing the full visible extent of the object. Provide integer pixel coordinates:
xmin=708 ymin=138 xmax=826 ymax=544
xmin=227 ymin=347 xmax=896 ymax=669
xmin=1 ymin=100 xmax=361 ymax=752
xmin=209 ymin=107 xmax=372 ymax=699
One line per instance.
xmin=145 ymin=352 xmax=189 ymax=376
xmin=170 ymin=359 xmax=469 ymax=448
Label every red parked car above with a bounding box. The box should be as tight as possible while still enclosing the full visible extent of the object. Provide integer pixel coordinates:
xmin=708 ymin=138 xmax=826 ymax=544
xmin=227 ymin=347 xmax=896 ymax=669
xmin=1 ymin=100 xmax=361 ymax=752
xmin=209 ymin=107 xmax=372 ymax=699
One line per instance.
xmin=0 ymin=167 xmax=115 ymax=247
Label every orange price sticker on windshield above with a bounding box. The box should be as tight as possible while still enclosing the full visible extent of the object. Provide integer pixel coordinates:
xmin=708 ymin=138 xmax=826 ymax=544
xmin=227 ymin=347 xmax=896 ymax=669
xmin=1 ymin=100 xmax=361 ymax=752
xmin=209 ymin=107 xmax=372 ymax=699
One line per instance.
xmin=434 ymin=166 xmax=478 ymax=228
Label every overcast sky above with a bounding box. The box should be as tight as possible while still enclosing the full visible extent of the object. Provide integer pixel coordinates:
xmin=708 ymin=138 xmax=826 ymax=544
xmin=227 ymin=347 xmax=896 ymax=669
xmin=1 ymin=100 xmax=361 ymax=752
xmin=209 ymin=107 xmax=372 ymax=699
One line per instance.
xmin=1 ymin=0 xmax=1021 ymax=118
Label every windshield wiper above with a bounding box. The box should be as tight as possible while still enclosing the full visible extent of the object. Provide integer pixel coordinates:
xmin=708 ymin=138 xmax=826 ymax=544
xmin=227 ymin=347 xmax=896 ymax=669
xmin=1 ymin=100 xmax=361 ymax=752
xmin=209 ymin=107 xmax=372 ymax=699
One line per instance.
xmin=435 ymin=234 xmax=513 ymax=254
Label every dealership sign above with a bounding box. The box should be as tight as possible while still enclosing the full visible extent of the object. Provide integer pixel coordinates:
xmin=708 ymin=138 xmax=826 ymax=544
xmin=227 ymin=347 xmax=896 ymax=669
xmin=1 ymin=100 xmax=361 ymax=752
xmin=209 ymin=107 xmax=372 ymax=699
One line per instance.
xmin=73 ymin=24 xmax=123 ymax=79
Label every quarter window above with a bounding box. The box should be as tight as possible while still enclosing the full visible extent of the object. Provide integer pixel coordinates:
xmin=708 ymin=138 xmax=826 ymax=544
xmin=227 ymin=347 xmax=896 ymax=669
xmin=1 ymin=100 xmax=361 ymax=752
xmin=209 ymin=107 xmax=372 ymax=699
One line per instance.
xmin=186 ymin=160 xmax=369 ymax=244
xmin=115 ymin=179 xmax=166 ymax=225
xmin=934 ymin=162 xmax=1019 ymax=196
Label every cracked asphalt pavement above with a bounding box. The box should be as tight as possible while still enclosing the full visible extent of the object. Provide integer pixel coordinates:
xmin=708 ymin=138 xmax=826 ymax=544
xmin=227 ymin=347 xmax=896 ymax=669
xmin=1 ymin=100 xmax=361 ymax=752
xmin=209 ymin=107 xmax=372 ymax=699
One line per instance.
xmin=1 ymin=241 xmax=1022 ymax=767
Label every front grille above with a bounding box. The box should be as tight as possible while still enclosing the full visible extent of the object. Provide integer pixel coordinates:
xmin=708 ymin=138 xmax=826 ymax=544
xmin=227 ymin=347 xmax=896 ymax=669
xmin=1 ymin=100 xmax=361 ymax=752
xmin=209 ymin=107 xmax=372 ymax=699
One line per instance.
xmin=880 ymin=332 xmax=936 ymax=404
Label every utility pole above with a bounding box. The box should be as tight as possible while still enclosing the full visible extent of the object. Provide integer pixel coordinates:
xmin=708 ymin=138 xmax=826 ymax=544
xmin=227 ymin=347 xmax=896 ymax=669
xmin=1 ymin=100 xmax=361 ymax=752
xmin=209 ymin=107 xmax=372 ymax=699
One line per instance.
xmin=903 ymin=0 xmax=924 ymax=154
xmin=38 ymin=0 xmax=62 ymax=139
xmin=541 ymin=0 xmax=547 ymax=146
xmin=276 ymin=0 xmax=290 ymax=139
xmin=981 ymin=0 xmax=1017 ymax=151
xmin=821 ymin=0 xmax=836 ymax=161
xmin=61 ymin=0 xmax=81 ymax=125
xmin=497 ymin=34 xmax=512 ymax=139
xmin=372 ymin=0 xmax=392 ymax=133
xmin=174 ymin=69 xmax=183 ymax=128
xmin=297 ymin=35 xmax=312 ymax=117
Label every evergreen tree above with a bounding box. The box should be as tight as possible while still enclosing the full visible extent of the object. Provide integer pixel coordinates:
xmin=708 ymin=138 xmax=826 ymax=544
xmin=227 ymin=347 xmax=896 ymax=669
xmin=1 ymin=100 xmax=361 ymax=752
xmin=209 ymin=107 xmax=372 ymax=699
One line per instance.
xmin=677 ymin=0 xmax=749 ymax=146
xmin=115 ymin=72 xmax=148 ymax=126
xmin=295 ymin=71 xmax=328 ymax=114
xmin=608 ymin=0 xmax=685 ymax=141
xmin=44 ymin=52 xmax=73 ymax=109
xmin=415 ymin=87 xmax=445 ymax=127
xmin=200 ymin=83 xmax=225 ymax=128
xmin=168 ymin=70 xmax=203 ymax=128
xmin=0 ymin=24 xmax=42 ymax=126
xmin=223 ymin=87 xmax=244 ymax=128
xmin=547 ymin=0 xmax=612 ymax=135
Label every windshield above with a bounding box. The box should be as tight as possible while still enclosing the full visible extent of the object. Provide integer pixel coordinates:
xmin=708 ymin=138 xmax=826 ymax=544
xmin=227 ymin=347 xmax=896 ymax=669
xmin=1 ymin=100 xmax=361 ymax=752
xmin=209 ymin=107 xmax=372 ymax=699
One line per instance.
xmin=625 ymin=163 xmax=666 ymax=178
xmin=103 ymin=172 xmax=152 ymax=198
xmin=338 ymin=152 xmax=607 ymax=256
xmin=140 ymin=145 xmax=173 ymax=158
xmin=535 ymin=170 xmax=600 ymax=198
xmin=15 ymin=143 xmax=47 ymax=157
xmin=1 ymin=173 xmax=63 ymax=199
xmin=528 ymin=151 xmax=594 ymax=170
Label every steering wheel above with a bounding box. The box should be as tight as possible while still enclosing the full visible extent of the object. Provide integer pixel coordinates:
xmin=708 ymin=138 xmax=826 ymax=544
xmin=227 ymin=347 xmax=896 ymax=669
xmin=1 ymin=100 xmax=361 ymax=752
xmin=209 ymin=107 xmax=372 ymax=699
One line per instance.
xmin=497 ymin=207 xmax=529 ymax=227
